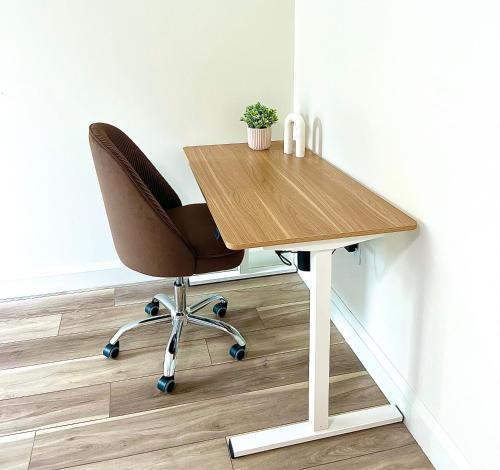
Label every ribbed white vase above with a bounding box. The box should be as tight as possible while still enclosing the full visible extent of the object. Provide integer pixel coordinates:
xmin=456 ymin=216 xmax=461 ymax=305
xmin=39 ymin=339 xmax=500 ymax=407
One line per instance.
xmin=247 ymin=127 xmax=272 ymax=150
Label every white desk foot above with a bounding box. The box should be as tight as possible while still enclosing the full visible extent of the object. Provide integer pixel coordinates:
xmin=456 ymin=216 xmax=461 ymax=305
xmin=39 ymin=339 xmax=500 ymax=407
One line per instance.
xmin=228 ymin=404 xmax=403 ymax=458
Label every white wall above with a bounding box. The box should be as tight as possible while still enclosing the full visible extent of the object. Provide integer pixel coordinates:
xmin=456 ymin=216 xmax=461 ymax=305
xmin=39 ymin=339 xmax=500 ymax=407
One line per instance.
xmin=0 ymin=0 xmax=294 ymax=298
xmin=294 ymin=1 xmax=500 ymax=468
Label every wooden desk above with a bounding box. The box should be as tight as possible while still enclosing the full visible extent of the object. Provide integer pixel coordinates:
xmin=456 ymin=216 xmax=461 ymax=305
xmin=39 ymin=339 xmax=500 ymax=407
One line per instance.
xmin=184 ymin=141 xmax=416 ymax=250
xmin=184 ymin=141 xmax=417 ymax=458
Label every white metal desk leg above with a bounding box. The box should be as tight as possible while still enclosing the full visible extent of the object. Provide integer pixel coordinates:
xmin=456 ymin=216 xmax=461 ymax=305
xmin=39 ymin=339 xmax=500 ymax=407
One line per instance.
xmin=227 ymin=248 xmax=403 ymax=458
xmin=308 ymin=249 xmax=332 ymax=431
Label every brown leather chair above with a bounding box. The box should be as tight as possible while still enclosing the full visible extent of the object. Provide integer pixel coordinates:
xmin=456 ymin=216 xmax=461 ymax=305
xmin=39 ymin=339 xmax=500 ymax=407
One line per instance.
xmin=89 ymin=123 xmax=246 ymax=393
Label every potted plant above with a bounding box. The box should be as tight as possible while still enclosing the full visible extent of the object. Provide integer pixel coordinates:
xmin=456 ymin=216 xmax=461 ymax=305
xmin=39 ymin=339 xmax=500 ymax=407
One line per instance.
xmin=240 ymin=102 xmax=278 ymax=150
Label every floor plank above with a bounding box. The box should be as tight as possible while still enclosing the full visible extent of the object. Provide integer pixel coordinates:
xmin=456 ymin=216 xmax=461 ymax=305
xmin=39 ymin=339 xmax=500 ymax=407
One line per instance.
xmin=59 ymin=303 xmax=265 ymax=341
xmin=0 ymin=289 xmax=114 ymax=320
xmin=0 ymin=340 xmax=210 ymax=400
xmin=64 ymin=438 xmax=233 ymax=470
xmin=232 ymin=424 xmax=416 ymax=470
xmin=0 ymin=329 xmax=164 ymax=370
xmin=179 ymin=308 xmax=266 ymax=342
xmin=0 ymin=315 xmax=61 ymax=344
xmin=205 ymin=279 xmax=308 ymax=312
xmin=114 ymin=279 xmax=309 ymax=313
xmin=257 ymin=300 xmax=310 ymax=327
xmin=0 ymin=432 xmax=35 ymax=470
xmin=58 ymin=303 xmax=150 ymax=336
xmin=206 ymin=322 xmax=343 ymax=364
xmin=0 ymin=384 xmax=109 ymax=436
xmin=29 ymin=373 xmax=386 ymax=470
xmin=110 ymin=342 xmax=364 ymax=417
xmin=114 ymin=274 xmax=300 ymax=306
xmin=1 ymin=310 xmax=263 ymax=370
xmin=114 ymin=279 xmax=172 ymax=306
xmin=308 ymin=443 xmax=434 ymax=469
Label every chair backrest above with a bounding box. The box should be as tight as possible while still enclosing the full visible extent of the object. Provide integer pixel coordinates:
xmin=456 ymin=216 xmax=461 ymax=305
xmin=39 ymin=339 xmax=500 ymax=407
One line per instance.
xmin=89 ymin=123 xmax=196 ymax=277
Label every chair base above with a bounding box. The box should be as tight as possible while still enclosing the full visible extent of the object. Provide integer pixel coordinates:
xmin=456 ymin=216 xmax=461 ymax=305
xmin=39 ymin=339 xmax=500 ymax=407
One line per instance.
xmin=102 ymin=277 xmax=246 ymax=393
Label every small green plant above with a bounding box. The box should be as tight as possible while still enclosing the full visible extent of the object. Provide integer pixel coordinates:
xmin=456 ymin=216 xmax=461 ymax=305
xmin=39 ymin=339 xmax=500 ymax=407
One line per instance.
xmin=240 ymin=102 xmax=278 ymax=129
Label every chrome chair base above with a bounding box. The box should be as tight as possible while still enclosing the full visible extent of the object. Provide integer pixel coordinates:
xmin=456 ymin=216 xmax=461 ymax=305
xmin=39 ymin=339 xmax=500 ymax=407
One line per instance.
xmin=102 ymin=277 xmax=247 ymax=393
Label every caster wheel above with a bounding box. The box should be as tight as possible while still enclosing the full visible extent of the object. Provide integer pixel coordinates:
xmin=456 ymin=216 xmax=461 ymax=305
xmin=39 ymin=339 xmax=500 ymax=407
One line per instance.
xmin=145 ymin=300 xmax=160 ymax=316
xmin=229 ymin=344 xmax=245 ymax=361
xmin=157 ymin=375 xmax=175 ymax=393
xmin=213 ymin=301 xmax=227 ymax=317
xmin=103 ymin=342 xmax=119 ymax=359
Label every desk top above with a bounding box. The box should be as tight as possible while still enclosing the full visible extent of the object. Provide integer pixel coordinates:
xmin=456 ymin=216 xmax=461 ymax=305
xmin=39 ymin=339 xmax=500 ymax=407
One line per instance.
xmin=184 ymin=141 xmax=417 ymax=250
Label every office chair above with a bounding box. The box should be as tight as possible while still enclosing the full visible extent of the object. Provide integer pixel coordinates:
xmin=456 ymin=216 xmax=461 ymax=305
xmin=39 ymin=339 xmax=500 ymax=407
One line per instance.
xmin=89 ymin=123 xmax=246 ymax=394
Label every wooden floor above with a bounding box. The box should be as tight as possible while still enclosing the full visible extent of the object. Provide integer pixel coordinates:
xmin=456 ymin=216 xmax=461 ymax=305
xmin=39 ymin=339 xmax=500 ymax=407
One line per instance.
xmin=0 ymin=274 xmax=432 ymax=470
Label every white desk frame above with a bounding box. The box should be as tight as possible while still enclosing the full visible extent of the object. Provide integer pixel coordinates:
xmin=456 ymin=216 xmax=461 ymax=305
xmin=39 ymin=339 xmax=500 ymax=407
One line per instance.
xmin=227 ymin=234 xmax=403 ymax=458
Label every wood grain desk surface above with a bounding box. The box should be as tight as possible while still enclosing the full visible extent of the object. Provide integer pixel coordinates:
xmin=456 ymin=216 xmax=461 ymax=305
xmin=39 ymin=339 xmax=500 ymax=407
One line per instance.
xmin=184 ymin=141 xmax=417 ymax=250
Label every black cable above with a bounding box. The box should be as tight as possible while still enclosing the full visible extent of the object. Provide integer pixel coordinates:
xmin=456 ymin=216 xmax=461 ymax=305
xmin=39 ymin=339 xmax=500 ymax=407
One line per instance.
xmin=275 ymin=249 xmax=336 ymax=269
xmin=275 ymin=250 xmax=292 ymax=266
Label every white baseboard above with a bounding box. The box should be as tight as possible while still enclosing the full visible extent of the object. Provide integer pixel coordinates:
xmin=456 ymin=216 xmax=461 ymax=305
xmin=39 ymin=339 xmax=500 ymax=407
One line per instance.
xmin=0 ymin=264 xmax=296 ymax=301
xmin=0 ymin=267 xmax=158 ymax=300
xmin=330 ymin=289 xmax=471 ymax=470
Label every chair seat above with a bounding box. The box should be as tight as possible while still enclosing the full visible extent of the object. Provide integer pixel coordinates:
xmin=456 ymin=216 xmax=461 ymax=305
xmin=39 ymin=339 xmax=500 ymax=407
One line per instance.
xmin=167 ymin=203 xmax=244 ymax=274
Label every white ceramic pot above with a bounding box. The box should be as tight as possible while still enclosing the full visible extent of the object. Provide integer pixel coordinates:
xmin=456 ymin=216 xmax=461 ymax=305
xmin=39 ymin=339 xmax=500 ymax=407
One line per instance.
xmin=247 ymin=127 xmax=272 ymax=150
